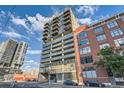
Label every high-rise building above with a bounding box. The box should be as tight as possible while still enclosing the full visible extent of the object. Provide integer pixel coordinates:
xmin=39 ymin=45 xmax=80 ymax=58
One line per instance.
xmin=0 ymin=39 xmax=28 ymax=68
xmin=11 ymin=42 xmax=28 ymax=69
xmin=74 ymin=12 xmax=124 ymax=85
xmin=0 ymin=39 xmax=27 ymax=81
xmin=39 ymin=8 xmax=124 ymax=85
xmin=0 ymin=39 xmax=18 ymax=68
xmin=39 ymin=8 xmax=80 ymax=83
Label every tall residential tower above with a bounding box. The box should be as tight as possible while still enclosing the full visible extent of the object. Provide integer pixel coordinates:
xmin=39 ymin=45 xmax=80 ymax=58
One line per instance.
xmin=39 ymin=9 xmax=80 ymax=83
xmin=0 ymin=39 xmax=28 ymax=69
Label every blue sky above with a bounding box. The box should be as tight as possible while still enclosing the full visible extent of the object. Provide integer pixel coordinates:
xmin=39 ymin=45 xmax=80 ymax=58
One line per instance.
xmin=0 ymin=5 xmax=124 ymax=72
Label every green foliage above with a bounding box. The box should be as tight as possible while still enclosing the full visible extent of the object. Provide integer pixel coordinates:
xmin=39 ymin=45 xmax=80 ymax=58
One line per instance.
xmin=96 ymin=47 xmax=124 ymax=77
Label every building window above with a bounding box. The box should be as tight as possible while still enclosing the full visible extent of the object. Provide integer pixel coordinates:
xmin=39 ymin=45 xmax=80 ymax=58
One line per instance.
xmin=80 ymin=46 xmax=91 ymax=54
xmin=94 ymin=26 xmax=104 ymax=33
xmin=78 ymin=32 xmax=87 ymax=38
xmin=96 ymin=34 xmax=106 ymax=41
xmin=107 ymin=21 xmax=118 ymax=28
xmin=83 ymin=67 xmax=97 ymax=78
xmin=99 ymin=43 xmax=110 ymax=49
xmin=110 ymin=28 xmax=123 ymax=37
xmin=79 ymin=39 xmax=89 ymax=46
xmin=122 ymin=17 xmax=124 ymax=21
xmin=114 ymin=38 xmax=124 ymax=47
xmin=80 ymin=55 xmax=93 ymax=64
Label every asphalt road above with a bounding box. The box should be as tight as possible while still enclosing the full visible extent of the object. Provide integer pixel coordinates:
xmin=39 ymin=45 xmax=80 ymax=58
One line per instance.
xmin=0 ymin=82 xmax=81 ymax=88
xmin=0 ymin=82 xmax=124 ymax=88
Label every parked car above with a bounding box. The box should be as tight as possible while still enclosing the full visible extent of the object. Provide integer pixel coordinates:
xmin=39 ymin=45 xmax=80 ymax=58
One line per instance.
xmin=84 ymin=80 xmax=105 ymax=87
xmin=63 ymin=80 xmax=78 ymax=86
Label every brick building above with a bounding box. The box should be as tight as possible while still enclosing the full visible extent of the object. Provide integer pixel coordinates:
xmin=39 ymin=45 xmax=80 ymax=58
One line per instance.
xmin=74 ymin=12 xmax=124 ymax=85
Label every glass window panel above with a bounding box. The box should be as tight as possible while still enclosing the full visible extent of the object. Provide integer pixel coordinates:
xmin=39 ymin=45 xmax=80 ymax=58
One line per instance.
xmin=107 ymin=21 xmax=118 ymax=28
xmin=79 ymin=39 xmax=89 ymax=46
xmin=78 ymin=32 xmax=87 ymax=38
xmin=94 ymin=26 xmax=104 ymax=33
xmin=110 ymin=28 xmax=123 ymax=37
xmin=96 ymin=34 xmax=106 ymax=41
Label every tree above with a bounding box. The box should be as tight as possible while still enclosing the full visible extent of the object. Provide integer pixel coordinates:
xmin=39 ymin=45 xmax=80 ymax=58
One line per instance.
xmin=95 ymin=47 xmax=124 ymax=79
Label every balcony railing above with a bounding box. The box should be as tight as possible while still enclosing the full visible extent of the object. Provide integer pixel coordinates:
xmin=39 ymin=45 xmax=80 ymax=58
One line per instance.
xmin=64 ymin=59 xmax=75 ymax=63
xmin=51 ymin=56 xmax=63 ymax=61
xmin=52 ymin=33 xmax=73 ymax=44
xmin=51 ymin=52 xmax=62 ymax=56
xmin=52 ymin=43 xmax=62 ymax=48
xmin=41 ymin=58 xmax=50 ymax=62
xmin=63 ymin=38 xmax=73 ymax=44
xmin=63 ymin=43 xmax=74 ymax=49
xmin=43 ymin=42 xmax=51 ymax=47
xmin=63 ymin=48 xmax=74 ymax=53
xmin=42 ymin=46 xmax=51 ymax=51
xmin=63 ymin=53 xmax=75 ymax=59
xmin=52 ymin=46 xmax=62 ymax=52
xmin=42 ymin=54 xmax=50 ymax=59
xmin=42 ymin=49 xmax=51 ymax=54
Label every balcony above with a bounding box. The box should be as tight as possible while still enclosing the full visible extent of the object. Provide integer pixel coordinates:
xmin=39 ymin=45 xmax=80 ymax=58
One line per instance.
xmin=42 ymin=46 xmax=51 ymax=51
xmin=44 ymin=23 xmax=49 ymax=26
xmin=41 ymin=58 xmax=50 ymax=62
xmin=51 ymin=52 xmax=62 ymax=56
xmin=51 ymin=56 xmax=63 ymax=61
xmin=63 ymin=38 xmax=73 ymax=44
xmin=52 ymin=46 xmax=62 ymax=52
xmin=52 ymin=22 xmax=60 ymax=28
xmin=64 ymin=19 xmax=71 ymax=25
xmin=63 ymin=15 xmax=71 ymax=22
xmin=43 ymin=33 xmax=48 ymax=37
xmin=63 ymin=33 xmax=73 ymax=40
xmin=63 ymin=53 xmax=75 ymax=59
xmin=63 ymin=48 xmax=74 ymax=53
xmin=63 ymin=10 xmax=70 ymax=18
xmin=42 ymin=54 xmax=50 ymax=59
xmin=44 ymin=30 xmax=49 ymax=33
xmin=63 ymin=43 xmax=74 ymax=49
xmin=42 ymin=37 xmax=47 ymax=41
xmin=52 ymin=17 xmax=59 ymax=24
xmin=64 ymin=59 xmax=75 ymax=63
xmin=52 ymin=43 xmax=62 ymax=48
xmin=43 ymin=42 xmax=51 ymax=47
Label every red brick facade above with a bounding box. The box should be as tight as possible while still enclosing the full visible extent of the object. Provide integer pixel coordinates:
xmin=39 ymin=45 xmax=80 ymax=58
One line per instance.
xmin=74 ymin=13 xmax=124 ymax=85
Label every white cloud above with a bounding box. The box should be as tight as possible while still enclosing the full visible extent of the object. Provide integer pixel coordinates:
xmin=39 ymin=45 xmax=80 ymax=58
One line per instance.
xmin=27 ymin=50 xmax=41 ymax=55
xmin=26 ymin=13 xmax=51 ymax=31
xmin=11 ymin=15 xmax=30 ymax=31
xmin=0 ymin=26 xmax=29 ymax=39
xmin=1 ymin=31 xmax=23 ymax=38
xmin=76 ymin=5 xmax=99 ymax=16
xmin=78 ymin=17 xmax=92 ymax=25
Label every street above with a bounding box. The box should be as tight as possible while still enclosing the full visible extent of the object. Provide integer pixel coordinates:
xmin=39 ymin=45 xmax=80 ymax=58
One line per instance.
xmin=0 ymin=82 xmax=81 ymax=88
xmin=0 ymin=82 xmax=124 ymax=88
